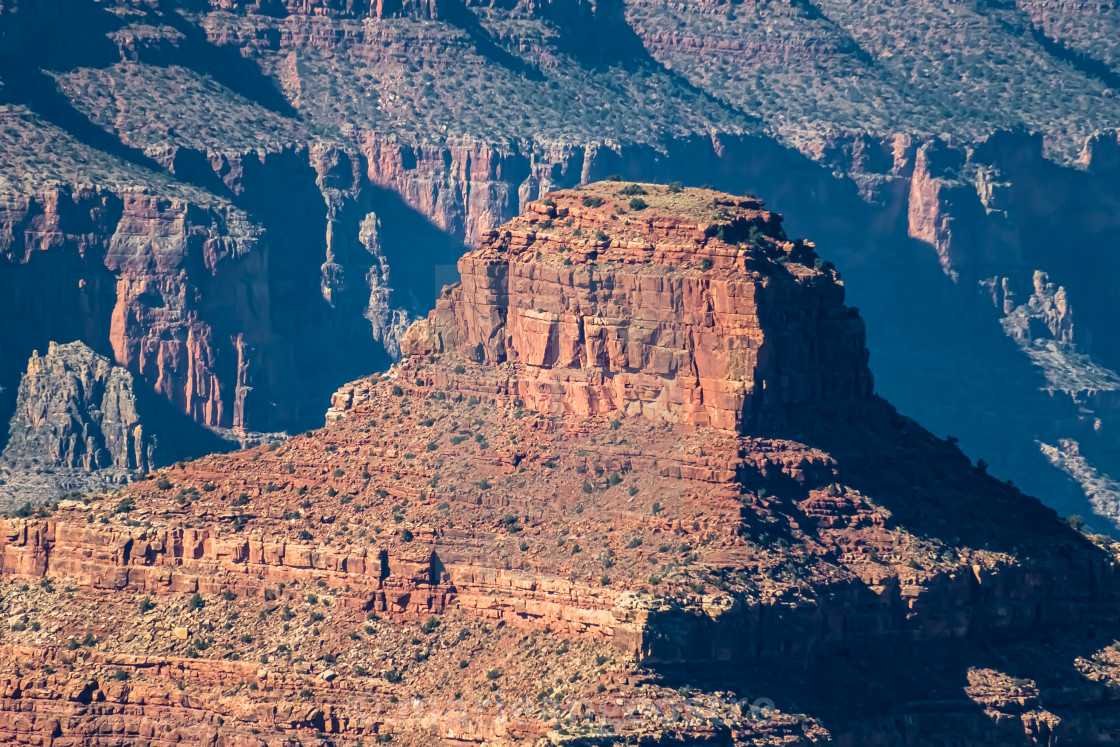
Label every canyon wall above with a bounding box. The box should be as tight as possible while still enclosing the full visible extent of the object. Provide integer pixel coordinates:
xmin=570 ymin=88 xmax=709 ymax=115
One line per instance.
xmin=403 ymin=186 xmax=872 ymax=430
xmin=1 ymin=187 xmax=1120 ymax=745
xmin=3 ymin=0 xmax=1120 ymax=533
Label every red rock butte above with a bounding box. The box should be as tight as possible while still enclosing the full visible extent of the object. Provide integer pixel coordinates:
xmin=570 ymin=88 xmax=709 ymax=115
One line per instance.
xmin=1 ymin=185 xmax=1119 ymax=746
xmin=401 ymin=182 xmax=873 ymax=432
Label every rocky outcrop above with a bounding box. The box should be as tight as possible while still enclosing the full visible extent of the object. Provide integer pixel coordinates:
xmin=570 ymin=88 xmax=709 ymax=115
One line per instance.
xmin=0 ymin=342 xmax=149 ymax=510
xmin=0 ymin=184 xmax=282 ymax=432
xmin=991 ymin=271 xmax=1078 ymax=347
xmin=6 ymin=0 xmax=1120 ymax=536
xmin=0 ymin=146 xmax=422 ymax=490
xmin=3 ymin=189 xmax=1120 ymax=745
xmin=404 ymin=184 xmax=872 ymax=431
xmin=2 ymin=342 xmax=152 ymax=472
xmin=0 ymin=341 xmax=243 ymax=510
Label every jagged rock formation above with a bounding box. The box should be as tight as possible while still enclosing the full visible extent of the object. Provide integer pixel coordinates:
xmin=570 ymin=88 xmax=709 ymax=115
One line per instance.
xmin=0 ymin=342 xmax=151 ymax=510
xmin=2 ymin=190 xmax=1120 ymax=745
xmin=4 ymin=342 xmax=151 ymax=470
xmin=4 ymin=0 xmax=1120 ymax=527
xmin=0 ymin=341 xmax=246 ymax=510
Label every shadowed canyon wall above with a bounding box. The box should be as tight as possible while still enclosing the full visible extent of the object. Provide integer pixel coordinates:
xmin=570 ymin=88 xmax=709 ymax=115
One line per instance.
xmin=2 ymin=0 xmax=1120 ymax=530
xmin=3 ymin=189 xmax=1120 ymax=745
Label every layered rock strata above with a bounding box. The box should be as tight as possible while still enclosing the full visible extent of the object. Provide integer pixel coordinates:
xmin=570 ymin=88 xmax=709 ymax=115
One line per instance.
xmin=6 ymin=0 xmax=1120 ymax=526
xmin=2 ymin=189 xmax=1120 ymax=745
xmin=404 ymin=184 xmax=873 ymax=430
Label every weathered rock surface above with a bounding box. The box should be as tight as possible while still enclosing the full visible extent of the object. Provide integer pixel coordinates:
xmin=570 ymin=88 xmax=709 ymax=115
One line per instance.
xmin=0 ymin=342 xmax=150 ymax=510
xmin=404 ymin=183 xmax=872 ymax=430
xmin=3 ymin=190 xmax=1120 ymax=745
xmin=0 ymin=341 xmax=245 ymax=510
xmin=5 ymin=0 xmax=1120 ymax=526
xmin=4 ymin=342 xmax=152 ymax=474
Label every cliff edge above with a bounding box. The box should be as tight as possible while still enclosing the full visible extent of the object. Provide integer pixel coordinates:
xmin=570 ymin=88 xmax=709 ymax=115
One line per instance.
xmin=1 ymin=187 xmax=1118 ymax=746
xmin=401 ymin=182 xmax=872 ymax=431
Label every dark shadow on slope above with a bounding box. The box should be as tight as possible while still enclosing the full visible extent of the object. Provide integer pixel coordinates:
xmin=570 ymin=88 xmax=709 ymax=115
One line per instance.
xmin=0 ymin=0 xmax=257 ymax=199
xmin=0 ymin=63 xmax=165 ymax=175
xmin=17 ymin=0 xmax=124 ymax=71
xmin=366 ymin=183 xmax=470 ymax=311
xmin=586 ymin=130 xmax=1104 ymax=529
xmin=227 ymin=152 xmax=381 ymax=433
xmin=553 ymin=0 xmax=657 ymax=70
xmin=770 ymin=397 xmax=1103 ymax=551
xmin=0 ymin=241 xmax=122 ymax=456
xmin=221 ymin=153 xmax=469 ymax=434
xmin=636 ymin=526 xmax=1115 ymax=742
xmin=160 ymin=8 xmax=299 ymax=117
xmin=733 ymin=634 xmax=1116 ymax=745
xmin=635 ymin=401 xmax=1117 ymax=740
xmin=789 ymin=0 xmax=879 ymax=70
xmin=132 ymin=384 xmax=241 ymax=467
xmin=545 ymin=0 xmax=765 ymax=138
xmin=975 ymin=0 xmax=1120 ymax=91
xmin=1027 ymin=23 xmax=1120 ymax=90
xmin=439 ymin=0 xmax=545 ymax=80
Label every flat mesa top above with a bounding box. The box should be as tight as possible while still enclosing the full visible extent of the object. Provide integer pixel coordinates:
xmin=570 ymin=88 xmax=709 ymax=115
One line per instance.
xmin=546 ymin=181 xmax=765 ymax=222
xmin=482 ymin=181 xmax=830 ymax=279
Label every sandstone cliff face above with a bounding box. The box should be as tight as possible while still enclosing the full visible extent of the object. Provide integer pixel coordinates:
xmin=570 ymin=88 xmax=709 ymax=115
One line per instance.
xmin=889 ymin=130 xmax=1120 ymax=526
xmin=0 ymin=145 xmax=422 ymax=486
xmin=0 ymin=183 xmax=283 ymax=434
xmin=6 ymin=0 xmax=1120 ymax=531
xmin=404 ymin=184 xmax=872 ymax=431
xmin=2 ymin=189 xmax=1120 ymax=745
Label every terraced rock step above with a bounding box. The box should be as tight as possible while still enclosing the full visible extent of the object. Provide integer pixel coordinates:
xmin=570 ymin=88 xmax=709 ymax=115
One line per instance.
xmin=2 ymin=188 xmax=1120 ymax=745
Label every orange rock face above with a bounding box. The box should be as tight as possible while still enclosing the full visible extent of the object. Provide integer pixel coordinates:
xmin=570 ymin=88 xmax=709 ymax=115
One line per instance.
xmin=0 ymin=185 xmax=282 ymax=435
xmin=3 ymin=186 xmax=1120 ymax=746
xmin=404 ymin=183 xmax=873 ymax=432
